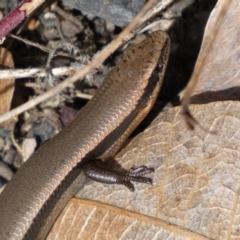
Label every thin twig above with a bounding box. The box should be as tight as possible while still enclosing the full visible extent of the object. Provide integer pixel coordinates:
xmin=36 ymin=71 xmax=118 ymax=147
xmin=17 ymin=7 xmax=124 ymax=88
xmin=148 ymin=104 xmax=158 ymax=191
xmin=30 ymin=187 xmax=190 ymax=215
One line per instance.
xmin=0 ymin=0 xmax=44 ymax=40
xmin=11 ymin=130 xmax=23 ymax=156
xmin=51 ymin=4 xmax=83 ymax=29
xmin=0 ymin=66 xmax=82 ymax=79
xmin=75 ymin=92 xmax=92 ymax=100
xmin=43 ymin=12 xmax=66 ymax=41
xmin=9 ymin=34 xmax=79 ymax=60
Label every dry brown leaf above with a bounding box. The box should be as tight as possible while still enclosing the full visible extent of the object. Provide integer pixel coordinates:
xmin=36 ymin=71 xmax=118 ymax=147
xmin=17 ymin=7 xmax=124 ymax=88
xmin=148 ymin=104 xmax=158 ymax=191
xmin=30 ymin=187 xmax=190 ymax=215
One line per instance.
xmin=190 ymin=0 xmax=239 ymax=103
xmin=0 ymin=47 xmax=14 ymax=114
xmin=49 ymin=198 xmax=207 ymax=240
xmin=49 ymin=101 xmax=240 ymax=240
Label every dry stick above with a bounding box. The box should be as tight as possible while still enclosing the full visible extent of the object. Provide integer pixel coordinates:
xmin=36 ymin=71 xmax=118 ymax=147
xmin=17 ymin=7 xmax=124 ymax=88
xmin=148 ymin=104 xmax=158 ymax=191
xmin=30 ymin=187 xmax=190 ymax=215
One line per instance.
xmin=0 ymin=0 xmax=44 ymax=40
xmin=181 ymin=0 xmax=232 ymax=128
xmin=51 ymin=4 xmax=83 ymax=29
xmin=120 ymin=0 xmax=175 ymax=42
xmin=0 ymin=66 xmax=82 ymax=79
xmin=0 ymin=0 xmax=156 ymax=123
xmin=9 ymin=34 xmax=79 ymax=60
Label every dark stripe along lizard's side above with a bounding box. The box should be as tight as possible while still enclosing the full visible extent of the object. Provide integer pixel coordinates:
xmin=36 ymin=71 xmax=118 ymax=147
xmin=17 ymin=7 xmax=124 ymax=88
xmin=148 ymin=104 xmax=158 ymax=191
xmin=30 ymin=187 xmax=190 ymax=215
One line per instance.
xmin=0 ymin=31 xmax=170 ymax=239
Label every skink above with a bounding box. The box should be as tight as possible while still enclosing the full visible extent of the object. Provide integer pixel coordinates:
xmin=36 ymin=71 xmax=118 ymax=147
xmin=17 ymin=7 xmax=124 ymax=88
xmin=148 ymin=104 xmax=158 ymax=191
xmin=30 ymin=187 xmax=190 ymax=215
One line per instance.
xmin=0 ymin=31 xmax=170 ymax=239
